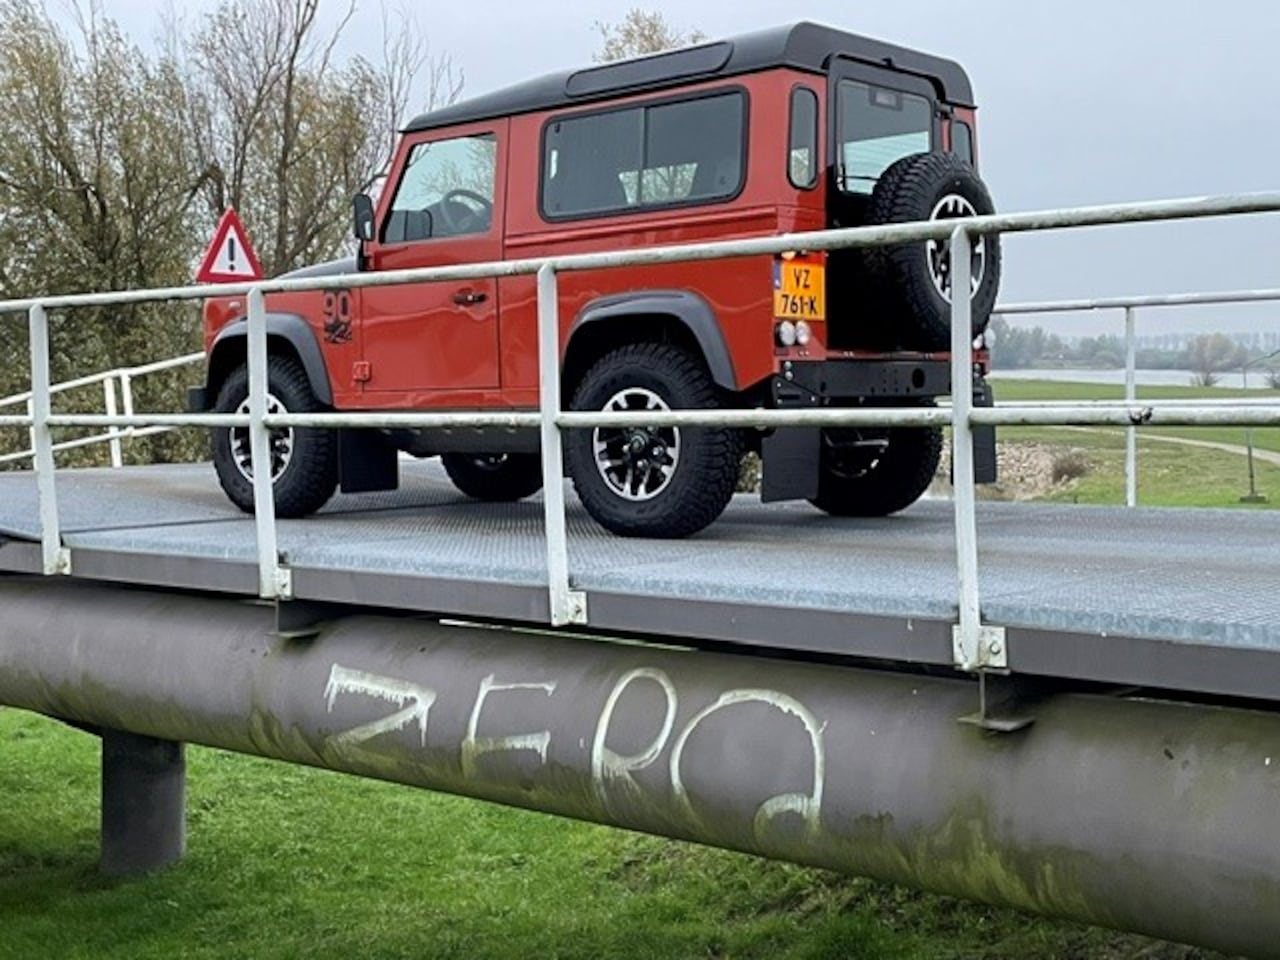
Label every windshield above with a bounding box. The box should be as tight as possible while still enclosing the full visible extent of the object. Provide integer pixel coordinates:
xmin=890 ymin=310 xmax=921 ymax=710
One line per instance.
xmin=836 ymin=80 xmax=933 ymax=194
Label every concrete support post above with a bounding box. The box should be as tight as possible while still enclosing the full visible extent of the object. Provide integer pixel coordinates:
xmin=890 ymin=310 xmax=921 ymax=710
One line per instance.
xmin=100 ymin=729 xmax=186 ymax=876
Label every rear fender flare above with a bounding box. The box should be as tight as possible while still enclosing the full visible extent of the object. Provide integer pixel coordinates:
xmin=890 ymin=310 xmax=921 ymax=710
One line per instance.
xmin=567 ymin=290 xmax=737 ymax=391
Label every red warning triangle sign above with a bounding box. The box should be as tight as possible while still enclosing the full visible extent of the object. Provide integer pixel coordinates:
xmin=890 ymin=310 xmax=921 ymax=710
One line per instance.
xmin=196 ymin=209 xmax=264 ymax=283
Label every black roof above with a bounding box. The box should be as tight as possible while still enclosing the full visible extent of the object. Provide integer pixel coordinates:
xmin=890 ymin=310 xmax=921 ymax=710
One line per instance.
xmin=404 ymin=22 xmax=975 ymax=133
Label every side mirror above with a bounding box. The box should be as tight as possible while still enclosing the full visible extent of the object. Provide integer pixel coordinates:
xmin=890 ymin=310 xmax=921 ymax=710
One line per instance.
xmin=352 ymin=194 xmax=376 ymax=242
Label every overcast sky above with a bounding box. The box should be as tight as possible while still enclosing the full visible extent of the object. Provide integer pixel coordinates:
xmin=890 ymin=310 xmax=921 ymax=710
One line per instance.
xmin=105 ymin=0 xmax=1280 ymax=335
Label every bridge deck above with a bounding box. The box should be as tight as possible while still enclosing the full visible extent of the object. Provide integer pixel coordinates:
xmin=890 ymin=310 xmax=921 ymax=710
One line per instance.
xmin=0 ymin=462 xmax=1277 ymax=701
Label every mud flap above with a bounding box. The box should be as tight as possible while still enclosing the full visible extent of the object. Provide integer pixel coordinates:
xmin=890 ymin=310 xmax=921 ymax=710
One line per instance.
xmin=761 ymin=428 xmax=820 ymax=503
xmin=339 ymin=429 xmax=398 ymax=494
xmin=974 ymin=380 xmax=997 ymax=484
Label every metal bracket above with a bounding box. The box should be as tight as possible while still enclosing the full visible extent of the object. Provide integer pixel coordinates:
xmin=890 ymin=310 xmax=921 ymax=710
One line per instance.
xmin=272 ymin=564 xmax=293 ymax=601
xmin=556 ymin=589 xmax=588 ymax=627
xmin=958 ymin=673 xmax=1039 ymax=734
xmin=50 ymin=547 xmax=72 ymax=576
xmin=274 ymin=599 xmax=338 ymax=641
xmin=952 ymin=623 xmax=1007 ymax=672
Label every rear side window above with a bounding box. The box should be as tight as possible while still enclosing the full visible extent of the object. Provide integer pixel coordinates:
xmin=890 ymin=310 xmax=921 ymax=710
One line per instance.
xmin=542 ymin=91 xmax=746 ymax=219
xmin=951 ymin=120 xmax=974 ymax=165
xmin=788 ymin=87 xmax=819 ymax=189
xmin=836 ymin=80 xmax=932 ymax=195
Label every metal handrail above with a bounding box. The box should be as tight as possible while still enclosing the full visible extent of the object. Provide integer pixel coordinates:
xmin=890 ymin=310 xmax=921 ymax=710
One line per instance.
xmin=994 ymin=288 xmax=1280 ymax=506
xmin=1 ymin=191 xmax=1279 ymax=315
xmin=0 ymin=352 xmax=204 ymax=467
xmin=6 ymin=189 xmax=1280 ymax=673
xmin=13 ymin=276 xmax=1276 ymax=479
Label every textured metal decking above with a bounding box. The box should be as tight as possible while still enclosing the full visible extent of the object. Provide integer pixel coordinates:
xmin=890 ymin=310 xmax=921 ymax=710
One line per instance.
xmin=1 ymin=462 xmax=1278 ymax=700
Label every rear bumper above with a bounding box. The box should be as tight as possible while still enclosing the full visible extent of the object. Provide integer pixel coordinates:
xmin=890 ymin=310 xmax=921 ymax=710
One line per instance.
xmin=776 ymin=358 xmax=952 ymax=403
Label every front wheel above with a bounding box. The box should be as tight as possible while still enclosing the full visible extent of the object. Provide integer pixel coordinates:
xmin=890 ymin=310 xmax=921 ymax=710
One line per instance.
xmin=566 ymin=343 xmax=740 ymax=538
xmin=211 ymin=356 xmax=338 ymax=517
xmin=809 ymin=402 xmax=942 ymax=517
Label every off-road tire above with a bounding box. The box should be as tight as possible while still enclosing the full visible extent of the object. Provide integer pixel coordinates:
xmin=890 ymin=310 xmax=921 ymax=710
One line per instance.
xmin=863 ymin=152 xmax=1001 ymax=351
xmin=566 ymin=343 xmax=741 ymax=538
xmin=442 ymin=453 xmax=543 ymax=502
xmin=212 ymin=356 xmax=338 ymax=517
xmin=809 ymin=401 xmax=942 ymax=517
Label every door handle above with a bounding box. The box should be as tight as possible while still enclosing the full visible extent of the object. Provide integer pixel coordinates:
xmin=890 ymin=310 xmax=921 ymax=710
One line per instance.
xmin=453 ymin=290 xmax=488 ymax=306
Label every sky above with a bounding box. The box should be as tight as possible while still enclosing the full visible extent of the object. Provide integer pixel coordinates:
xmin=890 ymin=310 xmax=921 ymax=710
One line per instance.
xmin=101 ymin=0 xmax=1280 ymax=336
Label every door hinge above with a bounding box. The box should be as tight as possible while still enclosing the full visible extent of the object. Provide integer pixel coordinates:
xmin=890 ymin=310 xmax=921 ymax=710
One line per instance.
xmin=352 ymin=360 xmax=372 ymax=383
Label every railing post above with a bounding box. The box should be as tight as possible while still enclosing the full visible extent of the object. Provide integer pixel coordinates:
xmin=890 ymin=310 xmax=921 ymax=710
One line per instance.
xmin=536 ymin=263 xmax=586 ymax=626
xmin=1124 ymin=306 xmax=1137 ymax=507
xmin=26 ymin=397 xmax=36 ymax=468
xmin=103 ymin=375 xmax=124 ymax=468
xmin=949 ymin=227 xmax=1003 ymax=672
xmin=27 ymin=302 xmax=70 ymax=575
xmin=247 ymin=286 xmax=287 ymax=599
xmin=119 ymin=373 xmax=136 ymax=438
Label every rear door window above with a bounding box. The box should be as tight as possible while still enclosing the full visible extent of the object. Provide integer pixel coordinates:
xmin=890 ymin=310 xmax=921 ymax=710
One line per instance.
xmin=542 ymin=90 xmax=746 ymax=219
xmin=836 ymin=80 xmax=932 ymax=195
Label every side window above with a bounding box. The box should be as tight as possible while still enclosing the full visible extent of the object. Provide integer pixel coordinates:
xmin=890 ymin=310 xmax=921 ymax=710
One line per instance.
xmin=836 ymin=81 xmax=932 ymax=195
xmin=950 ymin=120 xmax=974 ymax=166
xmin=788 ymin=87 xmax=819 ymax=189
xmin=383 ymin=134 xmax=496 ymax=243
xmin=542 ymin=91 xmax=746 ymax=219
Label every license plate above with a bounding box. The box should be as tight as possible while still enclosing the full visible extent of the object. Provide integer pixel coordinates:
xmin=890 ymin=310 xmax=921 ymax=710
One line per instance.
xmin=773 ymin=256 xmax=825 ymax=321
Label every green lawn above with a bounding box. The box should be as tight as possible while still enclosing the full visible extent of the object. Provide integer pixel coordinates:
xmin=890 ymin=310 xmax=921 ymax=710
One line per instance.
xmin=993 ymin=378 xmax=1280 ymax=455
xmin=0 ymin=709 xmax=1218 ymax=960
xmin=990 ymin=426 xmax=1280 ymax=508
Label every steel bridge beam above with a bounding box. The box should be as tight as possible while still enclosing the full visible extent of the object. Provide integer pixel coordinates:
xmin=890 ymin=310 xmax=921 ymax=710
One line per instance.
xmin=0 ymin=578 xmax=1278 ymax=957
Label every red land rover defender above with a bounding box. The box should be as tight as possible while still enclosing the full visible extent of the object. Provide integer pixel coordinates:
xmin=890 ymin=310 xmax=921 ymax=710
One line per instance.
xmin=192 ymin=22 xmax=1000 ymax=538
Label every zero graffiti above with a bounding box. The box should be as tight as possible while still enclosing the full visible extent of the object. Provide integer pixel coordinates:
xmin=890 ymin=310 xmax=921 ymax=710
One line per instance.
xmin=323 ymin=662 xmax=826 ymax=841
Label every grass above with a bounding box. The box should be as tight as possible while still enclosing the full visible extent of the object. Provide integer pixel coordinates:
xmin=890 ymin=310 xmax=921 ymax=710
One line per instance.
xmin=993 ymin=378 xmax=1280 ymax=455
xmin=983 ymin=379 xmax=1280 ymax=508
xmin=0 ymin=709 xmax=1221 ymax=960
xmin=997 ymin=427 xmax=1280 ymax=508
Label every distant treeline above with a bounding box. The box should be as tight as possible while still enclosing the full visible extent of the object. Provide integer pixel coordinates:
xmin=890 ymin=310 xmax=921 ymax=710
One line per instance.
xmin=989 ymin=318 xmax=1280 ymax=383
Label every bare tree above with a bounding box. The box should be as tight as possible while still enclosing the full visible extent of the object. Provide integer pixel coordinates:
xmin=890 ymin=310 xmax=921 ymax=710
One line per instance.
xmin=0 ymin=0 xmax=463 ymax=467
xmin=1187 ymin=333 xmax=1248 ymax=388
xmin=179 ymin=0 xmax=462 ymax=275
xmin=369 ymin=3 xmax=463 ymax=191
xmin=594 ymin=8 xmax=705 ymax=62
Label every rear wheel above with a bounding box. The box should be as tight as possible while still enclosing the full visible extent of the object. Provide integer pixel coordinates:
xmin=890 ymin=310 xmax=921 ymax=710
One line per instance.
xmin=809 ymin=401 xmax=942 ymax=517
xmin=212 ymin=356 xmax=338 ymax=517
xmin=566 ymin=343 xmax=740 ymax=538
xmin=442 ymin=453 xmax=543 ymax=502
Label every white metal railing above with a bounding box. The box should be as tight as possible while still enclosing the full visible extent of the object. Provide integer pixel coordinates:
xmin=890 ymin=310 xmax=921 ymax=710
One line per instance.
xmin=2 ymin=191 xmax=1280 ymax=672
xmin=993 ymin=289 xmax=1280 ymax=506
xmin=0 ymin=352 xmax=204 ymax=467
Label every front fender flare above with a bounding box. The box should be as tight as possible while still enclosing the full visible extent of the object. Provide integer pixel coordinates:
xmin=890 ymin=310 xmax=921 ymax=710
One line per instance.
xmin=205 ymin=313 xmax=333 ymax=406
